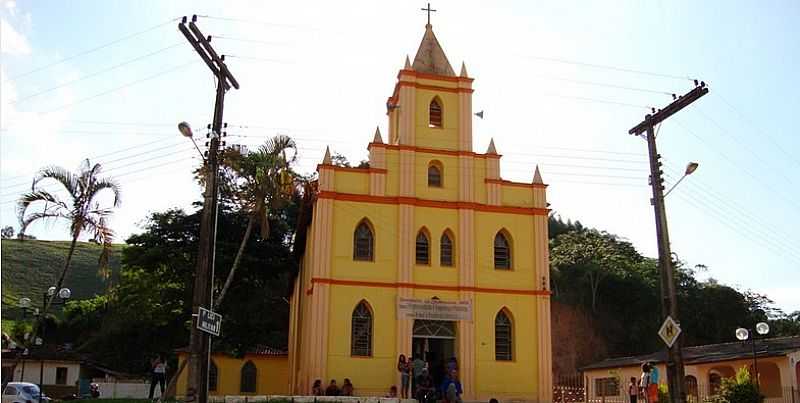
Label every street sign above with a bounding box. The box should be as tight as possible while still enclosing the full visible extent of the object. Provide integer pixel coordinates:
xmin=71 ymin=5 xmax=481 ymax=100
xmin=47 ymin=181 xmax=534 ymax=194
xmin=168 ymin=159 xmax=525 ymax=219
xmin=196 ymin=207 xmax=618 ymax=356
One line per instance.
xmin=658 ymin=315 xmax=682 ymax=348
xmin=197 ymin=307 xmax=222 ymax=337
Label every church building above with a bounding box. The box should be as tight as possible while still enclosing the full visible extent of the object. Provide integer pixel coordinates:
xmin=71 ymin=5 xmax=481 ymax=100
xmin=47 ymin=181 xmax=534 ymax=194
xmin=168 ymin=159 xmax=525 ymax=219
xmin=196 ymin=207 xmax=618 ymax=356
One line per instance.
xmin=288 ymin=20 xmax=553 ymax=401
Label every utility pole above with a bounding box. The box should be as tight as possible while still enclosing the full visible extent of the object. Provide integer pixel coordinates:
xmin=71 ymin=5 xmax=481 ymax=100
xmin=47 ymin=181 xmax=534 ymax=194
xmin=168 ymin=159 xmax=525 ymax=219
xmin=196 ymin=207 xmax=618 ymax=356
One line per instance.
xmin=178 ymin=15 xmax=239 ymax=403
xmin=628 ymin=82 xmax=708 ymax=403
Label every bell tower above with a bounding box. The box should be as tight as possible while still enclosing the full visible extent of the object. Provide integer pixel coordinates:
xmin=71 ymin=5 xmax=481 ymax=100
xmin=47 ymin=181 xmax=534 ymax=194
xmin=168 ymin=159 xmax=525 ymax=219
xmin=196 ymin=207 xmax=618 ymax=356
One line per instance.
xmin=386 ymin=23 xmax=474 ymax=152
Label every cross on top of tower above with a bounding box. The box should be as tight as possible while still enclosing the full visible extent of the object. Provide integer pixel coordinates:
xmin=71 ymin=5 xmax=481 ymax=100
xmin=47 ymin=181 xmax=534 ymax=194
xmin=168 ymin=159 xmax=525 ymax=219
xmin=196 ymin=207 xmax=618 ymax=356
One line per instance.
xmin=421 ymin=2 xmax=436 ymax=25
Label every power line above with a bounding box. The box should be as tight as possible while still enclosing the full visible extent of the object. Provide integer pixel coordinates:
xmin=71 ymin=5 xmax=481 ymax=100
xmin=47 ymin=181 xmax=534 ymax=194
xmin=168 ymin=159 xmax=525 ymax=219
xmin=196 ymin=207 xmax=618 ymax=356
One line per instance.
xmin=515 ymin=53 xmax=695 ymax=82
xmin=197 ymin=15 xmax=321 ymax=32
xmin=211 ymin=36 xmax=289 ymax=46
xmin=713 ymin=92 xmax=800 ymax=168
xmin=223 ymin=55 xmax=294 ymax=64
xmin=8 ymin=18 xmax=179 ymax=81
xmin=10 ymin=43 xmax=184 ymax=105
xmin=541 ymin=93 xmax=653 ymax=110
xmin=38 ymin=60 xmax=198 ymax=115
xmin=537 ymin=75 xmax=674 ymax=96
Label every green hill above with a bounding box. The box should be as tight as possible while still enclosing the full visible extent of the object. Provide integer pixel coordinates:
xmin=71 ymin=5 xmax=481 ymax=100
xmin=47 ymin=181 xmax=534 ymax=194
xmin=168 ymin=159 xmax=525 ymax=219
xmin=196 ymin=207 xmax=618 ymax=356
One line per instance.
xmin=1 ymin=239 xmax=124 ymax=323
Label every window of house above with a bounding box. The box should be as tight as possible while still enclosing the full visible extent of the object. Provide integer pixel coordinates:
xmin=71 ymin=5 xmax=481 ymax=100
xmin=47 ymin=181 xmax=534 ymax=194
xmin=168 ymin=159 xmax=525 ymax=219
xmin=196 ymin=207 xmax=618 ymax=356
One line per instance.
xmin=428 ymin=163 xmax=442 ymax=187
xmin=209 ymin=361 xmax=218 ymax=392
xmin=240 ymin=361 xmax=257 ymax=393
xmin=55 ymin=367 xmax=68 ymax=385
xmin=494 ymin=232 xmax=511 ymax=269
xmin=495 ymin=310 xmax=513 ymax=361
xmin=595 ymin=378 xmax=620 ymax=397
xmin=351 ymin=301 xmax=373 ymax=357
xmin=416 ymin=231 xmax=430 ymax=265
xmin=429 ymin=99 xmax=442 ymax=128
xmin=440 ymin=232 xmax=453 ymax=267
xmin=353 ymin=220 xmax=374 ymax=261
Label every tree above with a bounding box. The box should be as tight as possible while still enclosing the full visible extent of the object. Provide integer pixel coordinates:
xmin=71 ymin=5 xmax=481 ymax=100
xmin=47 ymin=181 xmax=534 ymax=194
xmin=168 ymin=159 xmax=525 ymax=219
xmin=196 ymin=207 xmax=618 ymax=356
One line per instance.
xmin=1 ymin=226 xmax=14 ymax=239
xmin=214 ymin=135 xmax=298 ymax=308
xmin=550 ymin=229 xmax=642 ymax=313
xmin=17 ymin=159 xmax=120 ymax=313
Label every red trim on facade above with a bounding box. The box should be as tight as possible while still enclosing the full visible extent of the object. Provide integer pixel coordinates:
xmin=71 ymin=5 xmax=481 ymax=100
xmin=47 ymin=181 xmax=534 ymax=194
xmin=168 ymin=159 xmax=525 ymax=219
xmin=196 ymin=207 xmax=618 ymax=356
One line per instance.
xmin=309 ymin=277 xmax=551 ymax=296
xmin=316 ymin=191 xmax=549 ymax=216
xmin=397 ymin=69 xmax=474 ymax=84
xmin=317 ymin=164 xmax=388 ymax=174
xmin=485 ymin=178 xmax=548 ymax=189
xmin=366 ymin=143 xmax=501 ymax=159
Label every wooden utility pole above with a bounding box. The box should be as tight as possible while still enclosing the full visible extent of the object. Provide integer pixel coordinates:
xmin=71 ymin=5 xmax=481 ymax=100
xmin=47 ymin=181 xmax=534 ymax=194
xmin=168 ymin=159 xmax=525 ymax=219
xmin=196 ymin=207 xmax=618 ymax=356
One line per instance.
xmin=178 ymin=15 xmax=239 ymax=403
xmin=628 ymin=82 xmax=708 ymax=403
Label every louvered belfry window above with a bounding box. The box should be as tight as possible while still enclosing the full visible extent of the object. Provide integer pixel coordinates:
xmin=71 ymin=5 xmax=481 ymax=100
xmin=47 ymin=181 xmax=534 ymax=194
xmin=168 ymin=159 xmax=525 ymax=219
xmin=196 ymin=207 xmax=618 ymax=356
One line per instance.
xmin=416 ymin=231 xmax=430 ymax=265
xmin=440 ymin=233 xmax=453 ymax=266
xmin=494 ymin=232 xmax=511 ymax=269
xmin=354 ymin=221 xmax=374 ymax=261
xmin=495 ymin=310 xmax=513 ymax=361
xmin=351 ymin=302 xmax=373 ymax=356
xmin=240 ymin=361 xmax=257 ymax=393
xmin=429 ymin=99 xmax=442 ymax=127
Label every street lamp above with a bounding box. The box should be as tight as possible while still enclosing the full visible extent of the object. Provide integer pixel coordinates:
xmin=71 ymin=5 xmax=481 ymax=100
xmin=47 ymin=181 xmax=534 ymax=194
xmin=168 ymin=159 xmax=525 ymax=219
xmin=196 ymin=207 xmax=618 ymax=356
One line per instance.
xmin=178 ymin=121 xmax=207 ymax=160
xmin=735 ymin=322 xmax=770 ymax=390
xmin=664 ymin=162 xmax=699 ymax=197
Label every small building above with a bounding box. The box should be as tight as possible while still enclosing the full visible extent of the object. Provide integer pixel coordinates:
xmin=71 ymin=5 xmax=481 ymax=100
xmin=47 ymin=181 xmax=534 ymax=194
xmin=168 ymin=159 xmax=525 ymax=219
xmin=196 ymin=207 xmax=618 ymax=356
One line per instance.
xmin=175 ymin=345 xmax=289 ymax=397
xmin=1 ymin=347 xmax=148 ymax=398
xmin=581 ymin=336 xmax=800 ymax=403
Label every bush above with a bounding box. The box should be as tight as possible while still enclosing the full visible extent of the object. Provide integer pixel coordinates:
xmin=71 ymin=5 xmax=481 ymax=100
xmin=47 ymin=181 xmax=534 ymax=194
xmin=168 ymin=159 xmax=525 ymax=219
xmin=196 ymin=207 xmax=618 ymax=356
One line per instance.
xmin=703 ymin=367 xmax=763 ymax=403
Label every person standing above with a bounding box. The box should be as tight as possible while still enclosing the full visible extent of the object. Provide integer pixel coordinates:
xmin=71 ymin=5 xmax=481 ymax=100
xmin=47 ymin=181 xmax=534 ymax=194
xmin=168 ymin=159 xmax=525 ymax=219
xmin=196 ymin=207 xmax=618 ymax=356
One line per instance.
xmin=648 ymin=363 xmax=660 ymax=403
xmin=398 ymin=354 xmax=411 ymax=399
xmin=639 ymin=363 xmax=652 ymax=403
xmin=628 ymin=377 xmax=638 ymax=403
xmin=412 ymin=354 xmax=426 ymax=393
xmin=148 ymin=354 xmax=167 ymax=401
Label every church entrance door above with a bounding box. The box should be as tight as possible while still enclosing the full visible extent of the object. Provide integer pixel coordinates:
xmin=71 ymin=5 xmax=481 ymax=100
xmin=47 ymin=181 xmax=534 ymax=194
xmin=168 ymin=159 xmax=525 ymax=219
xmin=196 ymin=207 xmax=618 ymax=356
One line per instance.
xmin=412 ymin=319 xmax=456 ymax=388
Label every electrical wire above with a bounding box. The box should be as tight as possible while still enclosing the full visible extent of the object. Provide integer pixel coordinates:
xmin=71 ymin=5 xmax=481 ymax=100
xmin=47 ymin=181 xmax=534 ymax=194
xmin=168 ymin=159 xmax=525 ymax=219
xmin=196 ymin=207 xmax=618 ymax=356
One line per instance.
xmin=540 ymin=93 xmax=653 ymax=110
xmin=37 ymin=60 xmax=198 ymax=115
xmin=514 ymin=53 xmax=695 ymax=82
xmin=10 ymin=43 xmax=184 ymax=105
xmin=8 ymin=18 xmax=180 ymax=81
xmin=536 ymin=75 xmax=674 ymax=96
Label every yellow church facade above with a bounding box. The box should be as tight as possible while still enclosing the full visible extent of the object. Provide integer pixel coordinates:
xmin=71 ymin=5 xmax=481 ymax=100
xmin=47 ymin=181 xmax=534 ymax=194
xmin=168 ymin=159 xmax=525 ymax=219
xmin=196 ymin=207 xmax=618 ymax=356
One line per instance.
xmin=288 ymin=23 xmax=553 ymax=401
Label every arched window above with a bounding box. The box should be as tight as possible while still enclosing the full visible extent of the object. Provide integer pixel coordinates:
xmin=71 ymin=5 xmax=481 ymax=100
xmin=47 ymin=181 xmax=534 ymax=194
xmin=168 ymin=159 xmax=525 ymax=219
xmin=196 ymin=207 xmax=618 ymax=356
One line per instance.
xmin=351 ymin=301 xmax=373 ymax=356
xmin=209 ymin=360 xmax=219 ymax=392
xmin=428 ymin=162 xmax=442 ymax=187
xmin=440 ymin=232 xmax=454 ymax=267
xmin=429 ymin=98 xmax=442 ymax=128
xmin=416 ymin=230 xmax=430 ymax=265
xmin=495 ymin=309 xmax=513 ymax=361
xmin=240 ymin=360 xmax=257 ymax=393
xmin=353 ymin=220 xmax=374 ymax=261
xmin=494 ymin=231 xmax=511 ymax=269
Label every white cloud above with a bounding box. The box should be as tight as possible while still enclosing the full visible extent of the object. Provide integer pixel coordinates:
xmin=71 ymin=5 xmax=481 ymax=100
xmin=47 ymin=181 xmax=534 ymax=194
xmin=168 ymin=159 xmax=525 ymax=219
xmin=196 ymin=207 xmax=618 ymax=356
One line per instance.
xmin=1 ymin=17 xmax=30 ymax=55
xmin=3 ymin=0 xmax=16 ymax=16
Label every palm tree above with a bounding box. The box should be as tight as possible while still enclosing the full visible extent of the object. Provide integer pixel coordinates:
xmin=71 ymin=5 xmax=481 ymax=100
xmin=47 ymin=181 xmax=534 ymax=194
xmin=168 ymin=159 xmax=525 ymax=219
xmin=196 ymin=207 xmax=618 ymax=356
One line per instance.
xmin=214 ymin=135 xmax=297 ymax=308
xmin=17 ymin=159 xmax=121 ymax=313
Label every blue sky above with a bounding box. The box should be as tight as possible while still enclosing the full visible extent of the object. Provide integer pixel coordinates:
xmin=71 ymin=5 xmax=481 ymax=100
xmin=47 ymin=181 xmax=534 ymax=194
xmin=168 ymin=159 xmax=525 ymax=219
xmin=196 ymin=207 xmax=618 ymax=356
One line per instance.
xmin=1 ymin=0 xmax=798 ymax=313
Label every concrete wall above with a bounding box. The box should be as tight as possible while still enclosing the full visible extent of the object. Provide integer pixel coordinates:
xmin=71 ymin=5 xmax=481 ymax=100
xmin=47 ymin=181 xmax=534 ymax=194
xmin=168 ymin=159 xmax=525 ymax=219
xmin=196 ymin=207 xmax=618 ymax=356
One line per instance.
xmin=2 ymin=360 xmax=80 ymax=386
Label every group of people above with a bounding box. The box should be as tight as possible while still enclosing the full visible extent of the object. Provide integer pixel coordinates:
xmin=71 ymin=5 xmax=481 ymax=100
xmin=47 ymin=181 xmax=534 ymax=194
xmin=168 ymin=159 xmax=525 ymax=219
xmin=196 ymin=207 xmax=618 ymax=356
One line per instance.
xmin=397 ymin=354 xmax=462 ymax=403
xmin=628 ymin=362 xmax=660 ymax=403
xmin=311 ymin=378 xmax=355 ymax=396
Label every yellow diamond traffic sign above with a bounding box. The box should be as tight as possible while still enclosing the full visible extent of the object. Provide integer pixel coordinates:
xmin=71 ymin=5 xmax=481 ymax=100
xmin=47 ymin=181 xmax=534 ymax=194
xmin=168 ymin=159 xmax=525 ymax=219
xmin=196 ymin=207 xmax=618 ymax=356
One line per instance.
xmin=658 ymin=316 xmax=681 ymax=348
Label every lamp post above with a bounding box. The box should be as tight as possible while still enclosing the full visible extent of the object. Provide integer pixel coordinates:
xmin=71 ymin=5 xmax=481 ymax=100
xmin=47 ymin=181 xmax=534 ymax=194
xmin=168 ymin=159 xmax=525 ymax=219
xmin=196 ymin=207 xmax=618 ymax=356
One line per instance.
xmin=735 ymin=322 xmax=770 ymax=391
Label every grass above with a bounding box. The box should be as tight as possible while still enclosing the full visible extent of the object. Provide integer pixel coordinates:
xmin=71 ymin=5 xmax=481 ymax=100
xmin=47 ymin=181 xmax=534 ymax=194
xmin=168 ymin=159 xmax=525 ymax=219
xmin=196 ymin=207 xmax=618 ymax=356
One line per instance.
xmin=1 ymin=239 xmax=124 ymax=326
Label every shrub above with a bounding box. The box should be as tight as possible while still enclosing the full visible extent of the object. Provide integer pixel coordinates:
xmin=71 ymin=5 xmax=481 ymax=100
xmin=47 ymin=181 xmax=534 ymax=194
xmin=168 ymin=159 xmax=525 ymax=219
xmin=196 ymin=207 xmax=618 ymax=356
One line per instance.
xmin=703 ymin=367 xmax=763 ymax=403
